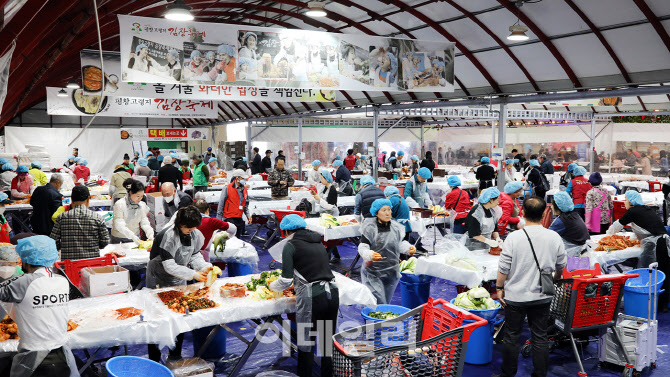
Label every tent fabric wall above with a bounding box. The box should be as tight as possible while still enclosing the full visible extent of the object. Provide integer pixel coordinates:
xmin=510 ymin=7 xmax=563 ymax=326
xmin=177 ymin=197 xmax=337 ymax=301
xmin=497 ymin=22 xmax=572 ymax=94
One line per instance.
xmin=5 ymin=127 xmax=131 ymax=178
xmin=251 ymin=126 xmax=420 ymax=143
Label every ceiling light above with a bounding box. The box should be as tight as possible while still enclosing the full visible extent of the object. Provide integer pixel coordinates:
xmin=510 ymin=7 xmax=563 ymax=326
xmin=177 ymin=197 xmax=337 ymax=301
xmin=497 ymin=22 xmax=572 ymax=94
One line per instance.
xmin=66 ymin=81 xmax=80 ymax=89
xmin=57 ymin=89 xmax=68 ymax=97
xmin=165 ymin=0 xmax=194 ymax=21
xmin=508 ymin=23 xmax=529 ymax=41
xmin=305 ymin=1 xmax=327 ymax=17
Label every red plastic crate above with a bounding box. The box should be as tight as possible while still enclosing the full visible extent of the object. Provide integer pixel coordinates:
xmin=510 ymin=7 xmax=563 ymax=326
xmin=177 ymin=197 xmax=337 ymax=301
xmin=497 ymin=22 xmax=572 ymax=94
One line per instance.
xmin=260 ymin=173 xmax=268 ymax=181
xmin=612 ymin=200 xmax=626 ymax=221
xmin=648 ymin=181 xmax=661 ymax=192
xmin=269 ymin=209 xmax=306 ymax=238
xmin=55 ymin=254 xmax=118 ymax=287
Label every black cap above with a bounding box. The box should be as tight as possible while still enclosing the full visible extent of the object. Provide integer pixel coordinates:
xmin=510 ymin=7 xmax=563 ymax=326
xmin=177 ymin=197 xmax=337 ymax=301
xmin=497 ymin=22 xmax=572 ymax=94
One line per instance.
xmin=265 ymin=150 xmax=272 ymax=154
xmin=71 ymin=185 xmax=90 ymax=202
xmin=123 ymin=153 xmax=130 ymax=160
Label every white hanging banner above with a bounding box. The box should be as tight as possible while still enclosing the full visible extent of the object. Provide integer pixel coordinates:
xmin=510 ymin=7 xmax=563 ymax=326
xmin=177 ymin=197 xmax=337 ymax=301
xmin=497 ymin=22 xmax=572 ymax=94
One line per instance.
xmin=81 ymin=49 xmax=333 ymax=102
xmin=45 ymin=87 xmax=217 ymax=118
xmin=120 ymin=128 xmax=210 ymax=141
xmin=0 ymin=42 xmax=16 ymax=117
xmin=118 ymin=15 xmax=455 ymax=93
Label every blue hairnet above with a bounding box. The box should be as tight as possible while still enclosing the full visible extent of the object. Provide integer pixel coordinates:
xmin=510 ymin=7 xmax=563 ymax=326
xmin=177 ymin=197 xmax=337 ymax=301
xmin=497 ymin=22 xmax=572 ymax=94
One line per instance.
xmin=360 ymin=175 xmax=375 ymax=186
xmin=479 ymin=187 xmax=500 ymax=204
xmin=16 ymin=166 xmax=28 ymax=173
xmin=410 ymin=155 xmax=419 ymax=161
xmin=388 ymin=157 xmax=396 ymax=161
xmin=145 ymin=151 xmax=154 ymax=157
xmin=335 ymin=155 xmax=341 ymax=160
xmin=397 ymin=151 xmax=404 ymax=156
xmin=137 ymin=158 xmax=148 ymax=167
xmin=2 ymin=163 xmax=13 ymax=171
xmin=16 ymin=235 xmax=58 ymax=267
xmin=386 ymin=52 xmax=398 ymax=75
xmin=418 ymin=167 xmax=432 ymax=179
xmin=319 ymin=169 xmax=333 ymax=183
xmin=68 ymin=156 xmax=75 ymax=160
xmin=513 ymin=159 xmax=519 ymax=163
xmin=0 ymin=158 xmax=8 ymax=165
xmin=447 ymin=176 xmax=461 ymax=187
xmin=504 ymin=181 xmax=524 ymax=194
xmin=384 ymin=186 xmax=399 ymax=197
xmin=169 ymin=152 xmax=178 ymax=159
xmin=80 ymin=159 xmax=88 ymax=166
xmin=625 ymin=190 xmax=644 ymax=206
xmin=505 ymin=159 xmax=514 ymax=165
xmin=332 ymin=160 xmax=343 ymax=167
xmin=238 ymin=57 xmax=254 ymax=69
xmin=190 ymin=50 xmax=202 ymax=59
xmin=157 ymin=155 xmax=164 ymax=162
xmin=243 ymin=32 xmax=258 ymax=46
xmin=361 ymin=155 xmax=367 ymax=159
xmin=168 ymin=49 xmax=179 ymax=61
xmin=370 ymin=198 xmax=392 ymax=217
xmin=567 ymin=163 xmax=578 ymax=172
xmin=31 ymin=161 xmax=42 ymax=169
xmin=554 ymin=191 xmax=575 ymax=212
xmin=312 ymin=160 xmax=321 ymax=166
xmin=382 ymin=151 xmax=387 ymax=154
xmin=206 ymin=51 xmax=216 ymax=59
xmin=529 ymin=159 xmax=540 ymax=167
xmin=279 ymin=214 xmax=306 ymax=231
xmin=0 ymin=192 xmax=9 ymax=203
xmin=135 ymin=43 xmax=148 ymax=55
xmin=217 ymin=43 xmax=235 ymax=56
xmin=209 ymin=157 xmax=217 ymax=163
xmin=573 ymin=166 xmax=587 ymax=177
xmin=481 ymin=157 xmax=490 ymax=164
xmin=74 ymin=157 xmax=81 ymax=162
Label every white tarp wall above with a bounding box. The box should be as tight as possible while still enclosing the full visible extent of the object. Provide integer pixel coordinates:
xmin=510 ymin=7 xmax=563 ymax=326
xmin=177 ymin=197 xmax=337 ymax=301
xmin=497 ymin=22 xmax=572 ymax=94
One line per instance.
xmin=5 ymin=127 xmax=130 ymax=178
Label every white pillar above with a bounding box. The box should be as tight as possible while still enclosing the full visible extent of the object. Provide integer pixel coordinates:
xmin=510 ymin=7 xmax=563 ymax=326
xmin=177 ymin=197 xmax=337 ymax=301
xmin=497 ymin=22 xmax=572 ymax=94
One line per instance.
xmin=497 ymin=104 xmax=508 ymax=191
xmin=246 ymin=121 xmax=252 ymax=162
xmin=420 ymin=123 xmax=425 ymax=158
xmin=298 ymin=117 xmax=303 ymax=180
xmin=373 ymin=107 xmax=379 ymax=181
xmin=589 ymin=118 xmax=596 ymax=173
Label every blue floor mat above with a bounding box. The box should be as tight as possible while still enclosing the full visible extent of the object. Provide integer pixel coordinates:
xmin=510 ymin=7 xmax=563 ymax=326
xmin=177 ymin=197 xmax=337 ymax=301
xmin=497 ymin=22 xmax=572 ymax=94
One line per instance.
xmin=75 ymin=223 xmax=670 ymax=377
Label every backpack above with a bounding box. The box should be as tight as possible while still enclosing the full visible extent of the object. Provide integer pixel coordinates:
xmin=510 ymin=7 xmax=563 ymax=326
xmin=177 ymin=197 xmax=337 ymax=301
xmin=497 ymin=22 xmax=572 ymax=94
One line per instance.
xmin=538 ymin=171 xmax=551 ymax=192
xmin=295 ymin=198 xmax=313 ymax=214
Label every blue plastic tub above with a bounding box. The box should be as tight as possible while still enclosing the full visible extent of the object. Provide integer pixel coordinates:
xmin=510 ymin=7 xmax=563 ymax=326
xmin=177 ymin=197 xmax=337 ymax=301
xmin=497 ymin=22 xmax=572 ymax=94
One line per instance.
xmin=193 ymin=325 xmax=227 ymax=359
xmin=227 ymin=262 xmax=253 ymax=277
xmin=400 ymin=273 xmax=432 ymax=309
xmin=463 ymin=317 xmax=504 ymax=365
xmin=361 ymin=305 xmax=411 ymax=348
xmin=106 ymin=356 xmax=174 ymax=377
xmin=449 ymin=298 xmax=502 ymax=321
xmin=624 ymin=268 xmax=666 ymax=318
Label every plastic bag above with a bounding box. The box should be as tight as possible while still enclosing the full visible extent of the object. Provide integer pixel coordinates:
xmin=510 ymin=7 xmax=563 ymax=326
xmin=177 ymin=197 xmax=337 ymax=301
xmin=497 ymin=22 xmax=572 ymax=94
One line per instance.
xmin=209 ymin=237 xmax=259 ymax=266
xmin=433 ymin=233 xmax=469 ymax=255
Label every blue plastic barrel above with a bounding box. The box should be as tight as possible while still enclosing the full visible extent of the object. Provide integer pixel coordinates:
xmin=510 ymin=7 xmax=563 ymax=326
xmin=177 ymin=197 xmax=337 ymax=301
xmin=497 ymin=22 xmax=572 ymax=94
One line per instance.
xmin=462 ymin=317 xmax=503 ymax=365
xmin=400 ymin=273 xmax=432 ymax=309
xmin=624 ymin=268 xmax=666 ymax=318
xmin=106 ymin=356 xmax=174 ymax=377
xmin=227 ymin=262 xmax=253 ymax=277
xmin=193 ymin=325 xmax=227 ymax=359
xmin=361 ymin=305 xmax=411 ymax=348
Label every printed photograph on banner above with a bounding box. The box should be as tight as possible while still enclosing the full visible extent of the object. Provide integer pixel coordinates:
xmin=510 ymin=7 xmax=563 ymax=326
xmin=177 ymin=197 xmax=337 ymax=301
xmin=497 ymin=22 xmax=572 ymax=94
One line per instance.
xmin=80 ymin=50 xmax=121 ymax=95
xmin=126 ymin=36 xmax=183 ymax=82
xmin=72 ymin=90 xmax=108 ymax=114
xmin=237 ymin=30 xmax=292 ymax=84
xmin=305 ymin=35 xmax=339 ymax=88
xmin=369 ymin=42 xmax=399 ymax=89
xmin=338 ymin=42 xmax=370 ymax=85
xmin=397 ymin=39 xmax=454 ymax=91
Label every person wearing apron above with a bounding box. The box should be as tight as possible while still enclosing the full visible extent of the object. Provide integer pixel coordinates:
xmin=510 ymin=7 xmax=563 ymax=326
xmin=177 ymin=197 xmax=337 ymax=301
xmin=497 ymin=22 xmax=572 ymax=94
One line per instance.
xmin=0 ymin=236 xmax=78 ymax=377
xmin=147 ymin=206 xmax=214 ymax=361
xmin=313 ymin=170 xmax=341 ymax=262
xmin=558 ymin=163 xmax=577 ymax=191
xmin=403 ymin=167 xmax=433 ymax=209
xmin=268 ymin=214 xmax=339 ymax=377
xmin=111 ymin=179 xmax=154 ymax=244
xmin=475 ymin=157 xmax=496 ymax=195
xmin=444 ymin=176 xmax=473 ymax=235
xmin=548 ymin=191 xmax=590 ymax=257
xmin=607 ymin=190 xmax=669 ymax=311
xmin=306 ymin=160 xmax=322 ymax=186
xmin=498 ymin=182 xmax=526 ymax=236
xmin=465 ymin=187 xmax=503 ymax=250
xmin=358 ymin=199 xmax=415 ymax=304
xmin=384 ymin=186 xmax=411 ymax=239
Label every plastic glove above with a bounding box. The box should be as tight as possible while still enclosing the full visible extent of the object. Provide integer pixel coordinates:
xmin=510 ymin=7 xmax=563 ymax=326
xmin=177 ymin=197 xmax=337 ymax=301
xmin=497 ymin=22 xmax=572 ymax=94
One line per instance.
xmin=517 ymin=218 xmax=526 ymax=229
xmin=606 ymin=220 xmax=624 ymax=236
xmin=227 ymin=224 xmax=238 ymax=237
xmin=484 ymin=239 xmax=499 ymax=248
xmin=131 ymin=235 xmax=141 ymax=244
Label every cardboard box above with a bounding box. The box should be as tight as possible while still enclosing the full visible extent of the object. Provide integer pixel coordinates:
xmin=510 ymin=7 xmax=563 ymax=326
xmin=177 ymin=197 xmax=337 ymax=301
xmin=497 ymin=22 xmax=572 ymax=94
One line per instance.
xmin=167 ymin=358 xmax=214 ymax=377
xmin=80 ymin=266 xmax=130 ymax=297
xmin=146 ymin=192 xmax=167 ymax=230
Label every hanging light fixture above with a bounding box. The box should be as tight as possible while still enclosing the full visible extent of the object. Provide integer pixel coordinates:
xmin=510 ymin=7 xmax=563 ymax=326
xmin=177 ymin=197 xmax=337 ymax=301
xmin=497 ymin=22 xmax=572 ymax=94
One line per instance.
xmin=57 ymin=89 xmax=68 ymax=97
xmin=66 ymin=81 xmax=80 ymax=89
xmin=305 ymin=1 xmax=327 ymax=17
xmin=507 ymin=20 xmax=529 ymax=41
xmin=165 ymin=0 xmax=194 ymax=21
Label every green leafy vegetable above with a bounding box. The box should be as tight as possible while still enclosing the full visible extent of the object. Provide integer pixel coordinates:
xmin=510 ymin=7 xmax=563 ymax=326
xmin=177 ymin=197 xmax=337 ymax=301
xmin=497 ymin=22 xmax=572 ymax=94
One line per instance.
xmin=400 ymin=257 xmax=418 ymax=273
xmin=246 ymin=269 xmax=282 ymax=292
xmin=212 ymin=232 xmax=230 ymax=256
xmin=368 ymin=311 xmax=400 ymax=320
xmin=454 ymin=287 xmax=500 ymax=310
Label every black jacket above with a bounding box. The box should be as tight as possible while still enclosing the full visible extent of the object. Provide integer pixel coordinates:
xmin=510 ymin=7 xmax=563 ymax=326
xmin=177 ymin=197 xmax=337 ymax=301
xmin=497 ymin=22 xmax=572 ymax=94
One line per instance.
xmin=250 ymin=153 xmax=262 ymax=174
xmin=261 ymin=156 xmax=272 ymax=172
xmin=163 ymin=190 xmax=193 ymax=218
xmin=158 ymin=165 xmax=183 ymax=191
xmin=282 ymin=229 xmax=335 ymax=283
xmin=30 ymin=183 xmax=63 ymax=236
xmin=357 ymin=185 xmax=385 ymax=218
xmin=420 ymin=158 xmax=436 ymax=182
xmin=233 ymin=160 xmax=248 ymax=171
xmin=147 ymin=157 xmax=161 ymax=171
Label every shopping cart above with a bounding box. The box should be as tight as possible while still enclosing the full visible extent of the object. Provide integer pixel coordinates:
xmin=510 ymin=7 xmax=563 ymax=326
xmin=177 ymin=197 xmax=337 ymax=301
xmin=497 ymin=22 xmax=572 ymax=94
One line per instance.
xmin=521 ymin=263 xmax=639 ymax=376
xmin=332 ymin=297 xmax=487 ymax=377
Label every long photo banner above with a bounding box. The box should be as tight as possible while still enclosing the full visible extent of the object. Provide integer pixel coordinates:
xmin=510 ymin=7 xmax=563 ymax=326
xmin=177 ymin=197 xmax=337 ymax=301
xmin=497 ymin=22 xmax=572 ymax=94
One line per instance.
xmin=80 ymin=49 xmax=333 ymax=102
xmin=120 ymin=128 xmax=210 ymax=141
xmin=119 ymin=15 xmax=455 ymax=93
xmin=45 ymin=87 xmax=218 ymax=118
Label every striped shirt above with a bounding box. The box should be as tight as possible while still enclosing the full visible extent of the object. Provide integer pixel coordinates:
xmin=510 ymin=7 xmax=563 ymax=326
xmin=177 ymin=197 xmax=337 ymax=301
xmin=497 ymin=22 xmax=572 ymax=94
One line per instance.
xmin=50 ymin=205 xmax=110 ymax=260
